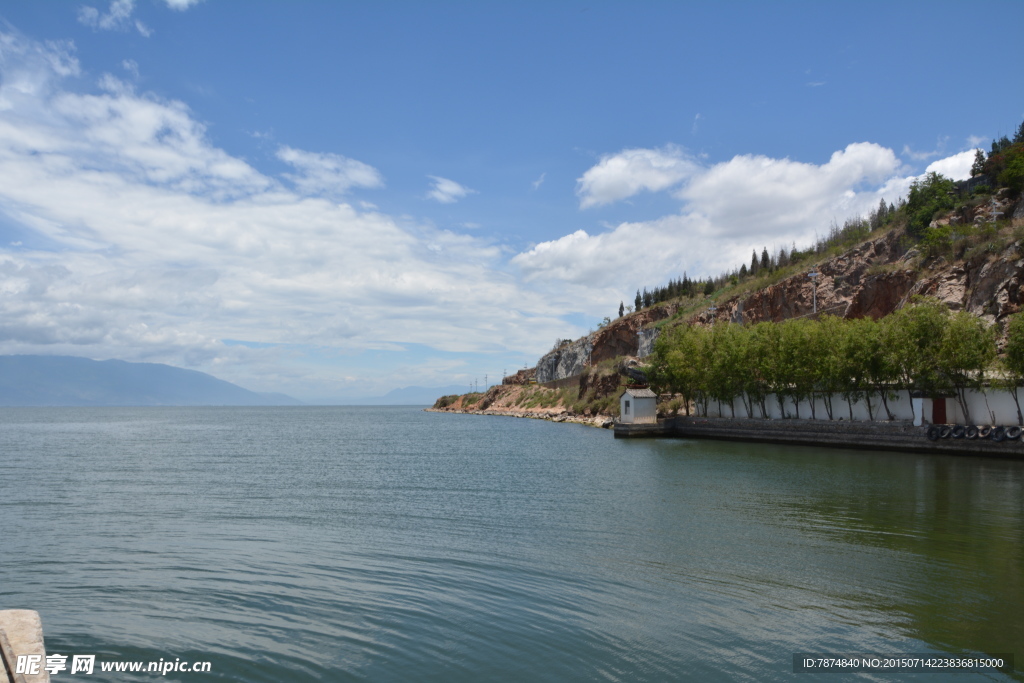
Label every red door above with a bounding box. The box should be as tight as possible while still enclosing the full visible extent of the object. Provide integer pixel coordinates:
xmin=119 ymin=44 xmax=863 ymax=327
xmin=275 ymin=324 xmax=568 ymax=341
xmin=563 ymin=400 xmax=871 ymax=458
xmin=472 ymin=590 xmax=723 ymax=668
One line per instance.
xmin=932 ymin=398 xmax=947 ymax=424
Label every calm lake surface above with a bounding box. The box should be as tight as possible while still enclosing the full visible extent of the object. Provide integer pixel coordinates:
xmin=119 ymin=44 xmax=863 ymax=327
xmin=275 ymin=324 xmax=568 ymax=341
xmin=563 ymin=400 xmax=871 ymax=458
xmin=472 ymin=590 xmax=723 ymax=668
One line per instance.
xmin=1 ymin=406 xmax=1022 ymax=681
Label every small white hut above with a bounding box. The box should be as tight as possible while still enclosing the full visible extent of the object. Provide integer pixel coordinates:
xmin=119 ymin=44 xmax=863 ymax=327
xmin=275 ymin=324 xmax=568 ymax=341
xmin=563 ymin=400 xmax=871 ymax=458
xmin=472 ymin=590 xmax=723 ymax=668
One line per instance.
xmin=619 ymin=387 xmax=658 ymax=424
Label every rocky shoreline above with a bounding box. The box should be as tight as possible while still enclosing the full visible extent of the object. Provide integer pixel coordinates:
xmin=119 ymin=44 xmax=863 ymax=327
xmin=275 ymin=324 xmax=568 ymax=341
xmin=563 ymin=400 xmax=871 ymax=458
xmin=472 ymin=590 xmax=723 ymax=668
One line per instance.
xmin=425 ymin=406 xmax=614 ymax=428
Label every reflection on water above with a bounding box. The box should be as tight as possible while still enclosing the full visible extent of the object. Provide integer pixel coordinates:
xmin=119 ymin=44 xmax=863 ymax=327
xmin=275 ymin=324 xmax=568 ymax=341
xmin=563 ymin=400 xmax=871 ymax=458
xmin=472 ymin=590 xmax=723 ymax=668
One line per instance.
xmin=1 ymin=407 xmax=1021 ymax=681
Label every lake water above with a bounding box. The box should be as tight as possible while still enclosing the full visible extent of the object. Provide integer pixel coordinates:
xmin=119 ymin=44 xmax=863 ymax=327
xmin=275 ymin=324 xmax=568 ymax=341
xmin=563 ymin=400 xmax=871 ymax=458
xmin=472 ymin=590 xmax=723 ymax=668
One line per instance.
xmin=1 ymin=406 xmax=1022 ymax=681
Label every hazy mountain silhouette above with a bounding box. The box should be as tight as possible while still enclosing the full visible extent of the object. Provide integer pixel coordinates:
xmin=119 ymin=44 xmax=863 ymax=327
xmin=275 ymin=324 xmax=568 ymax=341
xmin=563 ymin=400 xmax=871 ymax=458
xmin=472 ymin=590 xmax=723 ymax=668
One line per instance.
xmin=0 ymin=355 xmax=302 ymax=406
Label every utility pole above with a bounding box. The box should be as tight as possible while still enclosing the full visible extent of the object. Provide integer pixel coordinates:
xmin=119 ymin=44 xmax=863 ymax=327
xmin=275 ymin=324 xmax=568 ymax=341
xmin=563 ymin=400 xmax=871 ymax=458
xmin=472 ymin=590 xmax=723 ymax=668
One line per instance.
xmin=808 ymin=270 xmax=820 ymax=314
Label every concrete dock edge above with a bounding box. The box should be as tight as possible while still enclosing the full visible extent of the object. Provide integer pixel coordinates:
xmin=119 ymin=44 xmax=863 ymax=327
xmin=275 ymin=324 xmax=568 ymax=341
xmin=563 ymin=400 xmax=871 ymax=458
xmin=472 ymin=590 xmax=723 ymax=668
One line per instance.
xmin=0 ymin=611 xmax=49 ymax=683
xmin=615 ymin=416 xmax=1024 ymax=457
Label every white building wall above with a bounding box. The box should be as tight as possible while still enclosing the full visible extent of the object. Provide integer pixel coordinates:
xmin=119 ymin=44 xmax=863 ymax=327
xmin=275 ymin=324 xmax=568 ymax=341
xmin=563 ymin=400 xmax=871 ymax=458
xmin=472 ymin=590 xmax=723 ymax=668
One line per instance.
xmin=620 ymin=394 xmax=658 ymax=424
xmin=699 ymin=388 xmax=1023 ymax=425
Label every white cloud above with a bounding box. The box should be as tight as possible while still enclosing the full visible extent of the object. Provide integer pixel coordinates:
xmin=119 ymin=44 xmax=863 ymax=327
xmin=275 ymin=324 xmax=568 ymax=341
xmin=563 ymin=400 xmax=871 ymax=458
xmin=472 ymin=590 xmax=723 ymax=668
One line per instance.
xmin=164 ymin=0 xmax=204 ymax=9
xmin=426 ymin=175 xmax=476 ymax=204
xmin=277 ymin=146 xmax=384 ymax=196
xmin=517 ymin=142 xmax=904 ymax=290
xmin=924 ymin=149 xmax=976 ymax=181
xmin=0 ymin=30 xmax=573 ymax=396
xmin=78 ymin=0 xmax=151 ymax=37
xmin=532 ymin=172 xmax=545 ymax=190
xmin=576 ymin=144 xmax=699 ymax=209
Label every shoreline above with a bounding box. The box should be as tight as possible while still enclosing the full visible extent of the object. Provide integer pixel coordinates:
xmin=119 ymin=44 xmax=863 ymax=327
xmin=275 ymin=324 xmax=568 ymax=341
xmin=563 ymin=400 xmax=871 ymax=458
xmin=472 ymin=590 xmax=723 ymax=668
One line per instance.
xmin=429 ymin=405 xmax=1024 ymax=458
xmin=424 ymin=407 xmax=615 ymax=428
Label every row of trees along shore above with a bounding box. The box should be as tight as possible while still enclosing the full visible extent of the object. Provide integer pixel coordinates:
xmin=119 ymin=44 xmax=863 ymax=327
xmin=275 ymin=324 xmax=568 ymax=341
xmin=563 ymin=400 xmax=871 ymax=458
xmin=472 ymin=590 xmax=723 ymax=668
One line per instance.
xmin=648 ymin=299 xmax=1024 ymax=425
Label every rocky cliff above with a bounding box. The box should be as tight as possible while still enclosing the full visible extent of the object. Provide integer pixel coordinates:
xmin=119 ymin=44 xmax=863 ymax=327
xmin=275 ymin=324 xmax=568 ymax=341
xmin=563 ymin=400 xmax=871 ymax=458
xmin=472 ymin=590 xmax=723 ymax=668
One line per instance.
xmin=531 ymin=192 xmax=1023 ymax=381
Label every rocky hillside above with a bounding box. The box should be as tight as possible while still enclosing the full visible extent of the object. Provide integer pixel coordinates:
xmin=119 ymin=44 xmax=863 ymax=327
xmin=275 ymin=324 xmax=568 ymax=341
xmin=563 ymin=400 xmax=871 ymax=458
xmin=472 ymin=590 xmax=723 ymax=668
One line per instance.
xmin=436 ymin=168 xmax=1024 ymax=423
xmin=531 ymin=189 xmax=1024 ymax=385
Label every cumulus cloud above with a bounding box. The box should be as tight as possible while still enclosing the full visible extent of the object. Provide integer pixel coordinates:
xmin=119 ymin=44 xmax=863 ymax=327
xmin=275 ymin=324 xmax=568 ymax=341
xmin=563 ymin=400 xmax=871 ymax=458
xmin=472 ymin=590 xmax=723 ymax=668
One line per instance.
xmin=78 ymin=0 xmax=151 ymax=36
xmin=576 ymin=144 xmax=699 ymax=209
xmin=517 ymin=142 xmax=916 ymax=291
xmin=924 ymin=149 xmax=977 ymax=181
xmin=164 ymin=0 xmax=204 ymax=9
xmin=0 ymin=30 xmax=572 ymax=396
xmin=277 ymin=146 xmax=384 ymax=196
xmin=426 ymin=175 xmax=476 ymax=203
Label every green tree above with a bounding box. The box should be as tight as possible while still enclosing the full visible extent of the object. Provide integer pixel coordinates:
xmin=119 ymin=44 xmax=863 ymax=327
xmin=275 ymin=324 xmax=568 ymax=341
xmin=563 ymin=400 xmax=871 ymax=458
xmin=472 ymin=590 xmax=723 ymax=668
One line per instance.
xmin=760 ymin=247 xmax=770 ymax=271
xmin=618 ymin=301 xmax=624 ymax=318
xmin=745 ymin=322 xmax=778 ymax=418
xmin=814 ymin=315 xmax=848 ymax=420
xmin=936 ymin=311 xmax=996 ymax=424
xmin=905 ymin=172 xmax=956 ymax=238
xmin=998 ymin=148 xmax=1024 ymax=196
xmin=971 ymin=149 xmax=986 ymax=177
xmin=750 ymin=250 xmax=759 ymax=275
xmin=882 ymin=297 xmax=950 ymax=403
xmin=775 ymin=319 xmax=815 ymax=418
xmin=1001 ymin=313 xmax=1024 ymax=425
xmin=837 ymin=317 xmax=874 ymax=419
xmin=635 ymin=289 xmax=642 ymax=311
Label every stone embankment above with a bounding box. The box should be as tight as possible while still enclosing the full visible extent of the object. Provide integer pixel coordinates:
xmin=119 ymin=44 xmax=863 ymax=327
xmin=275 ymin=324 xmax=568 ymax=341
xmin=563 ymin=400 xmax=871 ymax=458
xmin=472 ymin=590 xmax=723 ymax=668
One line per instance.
xmin=616 ymin=416 xmax=1024 ymax=458
xmin=0 ymin=610 xmax=48 ymax=683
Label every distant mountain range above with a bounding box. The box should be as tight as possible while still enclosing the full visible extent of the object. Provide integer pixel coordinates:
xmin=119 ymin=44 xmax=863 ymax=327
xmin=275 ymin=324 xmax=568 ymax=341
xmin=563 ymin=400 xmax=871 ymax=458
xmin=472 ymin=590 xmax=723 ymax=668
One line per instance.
xmin=0 ymin=355 xmax=302 ymax=406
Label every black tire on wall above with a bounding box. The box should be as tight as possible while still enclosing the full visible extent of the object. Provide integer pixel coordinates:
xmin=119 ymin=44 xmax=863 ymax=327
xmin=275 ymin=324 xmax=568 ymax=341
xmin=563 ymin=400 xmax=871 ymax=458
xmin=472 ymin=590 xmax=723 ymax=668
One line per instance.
xmin=939 ymin=425 xmax=953 ymax=439
xmin=965 ymin=426 xmax=980 ymax=439
xmin=951 ymin=425 xmax=966 ymax=439
xmin=992 ymin=426 xmax=1007 ymax=442
xmin=927 ymin=425 xmax=941 ymax=441
xmin=1006 ymin=426 xmax=1023 ymax=440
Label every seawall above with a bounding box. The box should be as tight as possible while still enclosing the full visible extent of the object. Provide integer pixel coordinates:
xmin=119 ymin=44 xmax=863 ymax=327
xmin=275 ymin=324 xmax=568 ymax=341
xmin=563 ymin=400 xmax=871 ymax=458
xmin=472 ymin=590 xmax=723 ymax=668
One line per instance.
xmin=615 ymin=416 xmax=1024 ymax=458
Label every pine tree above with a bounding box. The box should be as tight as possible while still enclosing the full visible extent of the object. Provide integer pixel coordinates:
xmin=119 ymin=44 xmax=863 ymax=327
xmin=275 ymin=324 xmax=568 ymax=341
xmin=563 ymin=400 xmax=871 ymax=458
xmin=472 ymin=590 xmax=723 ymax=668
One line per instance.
xmin=635 ymin=289 xmax=642 ymax=311
xmin=740 ymin=263 xmax=748 ymax=278
xmin=619 ymin=301 xmax=624 ymax=318
xmin=760 ymin=247 xmax=770 ymax=271
xmin=750 ymin=250 xmax=759 ymax=274
xmin=971 ymin=149 xmax=986 ymax=177
xmin=1015 ymin=119 xmax=1024 ymax=145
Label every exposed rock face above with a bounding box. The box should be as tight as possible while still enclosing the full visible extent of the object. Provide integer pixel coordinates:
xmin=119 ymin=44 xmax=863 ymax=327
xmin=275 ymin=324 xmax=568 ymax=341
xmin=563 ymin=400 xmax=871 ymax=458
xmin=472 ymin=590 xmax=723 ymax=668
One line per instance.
xmin=533 ymin=304 xmax=677 ymax=382
xmin=535 ymin=336 xmax=593 ymax=383
xmin=637 ymin=328 xmax=659 ymax=358
xmin=910 ymin=244 xmax=1024 ymax=320
xmin=716 ymin=230 xmax=914 ymax=325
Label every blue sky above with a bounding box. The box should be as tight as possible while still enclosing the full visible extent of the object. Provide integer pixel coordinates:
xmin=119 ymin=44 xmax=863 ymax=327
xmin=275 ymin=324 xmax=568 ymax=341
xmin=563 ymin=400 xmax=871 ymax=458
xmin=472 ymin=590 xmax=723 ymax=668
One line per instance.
xmin=0 ymin=1 xmax=1021 ymax=401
